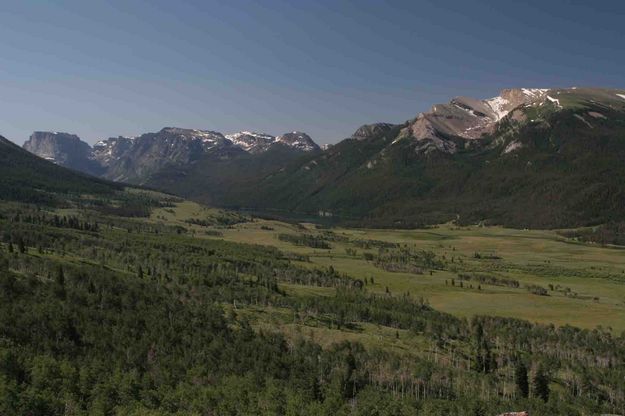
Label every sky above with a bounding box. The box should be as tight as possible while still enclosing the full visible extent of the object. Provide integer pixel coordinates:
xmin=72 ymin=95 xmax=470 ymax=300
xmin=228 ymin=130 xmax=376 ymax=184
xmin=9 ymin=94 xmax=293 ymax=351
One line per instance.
xmin=1 ymin=0 xmax=624 ymax=145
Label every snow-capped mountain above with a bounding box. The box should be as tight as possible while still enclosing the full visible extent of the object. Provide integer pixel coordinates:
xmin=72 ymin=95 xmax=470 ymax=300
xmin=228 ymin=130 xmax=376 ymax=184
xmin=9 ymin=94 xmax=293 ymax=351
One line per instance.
xmin=225 ymin=131 xmax=321 ymax=153
xmin=225 ymin=131 xmax=276 ymax=154
xmin=275 ymin=132 xmax=320 ymax=152
xmin=92 ymin=136 xmax=135 ymax=167
xmin=23 ymin=127 xmax=320 ymax=184
xmin=393 ymin=88 xmax=560 ymax=154
xmin=19 ymin=87 xmax=625 ymax=229
xmin=230 ymin=86 xmax=625 ymax=229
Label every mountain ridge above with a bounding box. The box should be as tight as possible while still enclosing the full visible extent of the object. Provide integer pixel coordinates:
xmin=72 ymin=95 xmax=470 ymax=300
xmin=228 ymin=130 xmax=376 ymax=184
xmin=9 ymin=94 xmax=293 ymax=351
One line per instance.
xmin=196 ymin=86 xmax=625 ymax=228
xmin=20 ymin=86 xmax=625 ymax=229
xmin=23 ymin=126 xmax=320 ymax=184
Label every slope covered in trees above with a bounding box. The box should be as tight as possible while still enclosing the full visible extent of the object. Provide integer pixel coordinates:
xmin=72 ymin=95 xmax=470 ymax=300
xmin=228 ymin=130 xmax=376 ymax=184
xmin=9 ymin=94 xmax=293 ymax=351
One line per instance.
xmin=0 ymin=136 xmax=121 ymax=205
xmin=1 ymin=136 xmax=624 ymax=414
xmin=146 ymin=88 xmax=625 ymax=230
xmin=1 ymin=197 xmax=624 ymax=415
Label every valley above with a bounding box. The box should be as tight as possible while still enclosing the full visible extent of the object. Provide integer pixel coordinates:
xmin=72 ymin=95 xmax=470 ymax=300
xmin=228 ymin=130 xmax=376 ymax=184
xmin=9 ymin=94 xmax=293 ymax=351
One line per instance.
xmin=4 ymin=2 xmax=625 ymax=414
xmin=5 ymin=128 xmax=625 ymax=414
xmin=23 ymin=87 xmax=625 ymax=229
xmin=1 ymin=168 xmax=624 ymax=414
xmin=5 ymin=88 xmax=625 ymax=415
xmin=152 ymin=200 xmax=625 ymax=333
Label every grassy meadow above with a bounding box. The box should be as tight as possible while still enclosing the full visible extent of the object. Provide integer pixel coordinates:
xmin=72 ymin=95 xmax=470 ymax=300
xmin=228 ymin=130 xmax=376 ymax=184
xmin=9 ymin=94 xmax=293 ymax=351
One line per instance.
xmin=152 ymin=200 xmax=625 ymax=333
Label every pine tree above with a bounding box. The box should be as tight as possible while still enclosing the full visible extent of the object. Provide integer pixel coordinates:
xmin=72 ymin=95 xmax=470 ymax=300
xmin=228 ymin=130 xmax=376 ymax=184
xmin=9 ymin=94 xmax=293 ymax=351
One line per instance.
xmin=55 ymin=265 xmax=65 ymax=286
xmin=17 ymin=239 xmax=26 ymax=254
xmin=55 ymin=266 xmax=66 ymax=299
xmin=533 ymin=364 xmax=550 ymax=402
xmin=0 ymin=258 xmax=8 ymax=273
xmin=472 ymin=320 xmax=491 ymax=373
xmin=515 ymin=361 xmax=529 ymax=398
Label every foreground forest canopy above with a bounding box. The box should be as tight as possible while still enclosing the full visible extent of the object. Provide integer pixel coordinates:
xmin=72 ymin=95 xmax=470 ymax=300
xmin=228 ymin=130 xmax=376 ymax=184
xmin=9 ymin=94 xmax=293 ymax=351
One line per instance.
xmin=1 ymin=182 xmax=624 ymax=415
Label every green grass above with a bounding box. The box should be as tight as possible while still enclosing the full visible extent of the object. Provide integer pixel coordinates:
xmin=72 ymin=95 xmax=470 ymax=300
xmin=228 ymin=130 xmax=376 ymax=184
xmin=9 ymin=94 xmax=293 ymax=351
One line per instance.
xmin=209 ymin=220 xmax=625 ymax=333
xmin=134 ymin=199 xmax=625 ymax=333
xmin=230 ymin=303 xmax=437 ymax=359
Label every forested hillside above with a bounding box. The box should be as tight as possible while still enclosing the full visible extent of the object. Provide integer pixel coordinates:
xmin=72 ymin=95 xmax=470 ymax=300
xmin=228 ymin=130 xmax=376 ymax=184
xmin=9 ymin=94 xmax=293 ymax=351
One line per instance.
xmin=0 ymin=136 xmax=120 ymax=205
xmin=146 ymin=88 xmax=625 ymax=230
xmin=1 ymin=193 xmax=624 ymax=415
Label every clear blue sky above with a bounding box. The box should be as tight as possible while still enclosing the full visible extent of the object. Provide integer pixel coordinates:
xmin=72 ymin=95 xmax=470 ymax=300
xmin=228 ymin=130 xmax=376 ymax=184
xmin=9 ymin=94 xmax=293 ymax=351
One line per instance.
xmin=1 ymin=0 xmax=624 ymax=145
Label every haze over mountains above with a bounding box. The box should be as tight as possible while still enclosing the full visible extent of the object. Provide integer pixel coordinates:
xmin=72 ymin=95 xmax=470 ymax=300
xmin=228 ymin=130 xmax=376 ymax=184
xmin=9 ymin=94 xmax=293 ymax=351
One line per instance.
xmin=21 ymin=86 xmax=625 ymax=229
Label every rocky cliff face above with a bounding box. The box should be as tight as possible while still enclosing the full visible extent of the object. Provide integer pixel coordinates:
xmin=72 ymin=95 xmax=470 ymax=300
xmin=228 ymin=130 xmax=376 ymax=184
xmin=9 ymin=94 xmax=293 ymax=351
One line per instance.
xmin=351 ymin=123 xmax=396 ymax=140
xmin=275 ymin=132 xmax=320 ymax=152
xmin=225 ymin=131 xmax=276 ymax=154
xmin=24 ymin=132 xmax=89 ymax=164
xmin=101 ymin=128 xmax=234 ymax=183
xmin=397 ymin=88 xmax=551 ymax=154
xmin=92 ymin=136 xmax=135 ymax=168
xmin=23 ymin=127 xmax=320 ymax=184
xmin=212 ymin=87 xmax=625 ymax=229
xmin=23 ymin=132 xmax=104 ymax=175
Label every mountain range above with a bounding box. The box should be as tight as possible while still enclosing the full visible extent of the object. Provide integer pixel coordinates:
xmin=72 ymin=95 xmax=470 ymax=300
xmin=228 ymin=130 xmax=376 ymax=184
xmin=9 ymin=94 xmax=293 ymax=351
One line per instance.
xmin=20 ymin=87 xmax=625 ymax=229
xmin=23 ymin=127 xmax=320 ymax=183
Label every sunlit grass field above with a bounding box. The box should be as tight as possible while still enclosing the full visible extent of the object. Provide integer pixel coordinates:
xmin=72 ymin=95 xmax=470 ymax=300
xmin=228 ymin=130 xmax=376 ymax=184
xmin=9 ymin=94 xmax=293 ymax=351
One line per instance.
xmin=152 ymin=200 xmax=625 ymax=333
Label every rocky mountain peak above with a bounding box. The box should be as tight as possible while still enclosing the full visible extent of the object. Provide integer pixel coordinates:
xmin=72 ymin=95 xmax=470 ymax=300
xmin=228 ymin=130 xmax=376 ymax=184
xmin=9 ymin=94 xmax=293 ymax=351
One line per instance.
xmin=23 ymin=126 xmax=319 ymax=184
xmin=225 ymin=131 xmax=276 ymax=153
xmin=23 ymin=131 xmax=104 ymax=175
xmin=157 ymin=127 xmax=227 ymax=145
xmin=24 ymin=131 xmax=89 ymax=164
xmin=395 ymin=88 xmax=559 ymax=154
xmin=351 ymin=123 xmax=395 ymax=140
xmin=92 ymin=136 xmax=136 ymax=167
xmin=275 ymin=131 xmax=319 ymax=152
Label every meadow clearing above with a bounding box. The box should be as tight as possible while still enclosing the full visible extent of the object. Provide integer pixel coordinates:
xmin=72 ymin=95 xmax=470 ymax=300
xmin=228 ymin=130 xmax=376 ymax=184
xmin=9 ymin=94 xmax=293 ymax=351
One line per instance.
xmin=152 ymin=200 xmax=625 ymax=334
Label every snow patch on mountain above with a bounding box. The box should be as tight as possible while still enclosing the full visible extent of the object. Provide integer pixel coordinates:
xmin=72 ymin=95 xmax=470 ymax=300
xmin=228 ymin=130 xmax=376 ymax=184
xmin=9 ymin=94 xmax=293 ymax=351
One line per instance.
xmin=485 ymin=96 xmax=509 ymax=121
xmin=521 ymin=88 xmax=548 ymax=98
xmin=616 ymin=94 xmax=625 ymax=101
xmin=225 ymin=131 xmax=276 ymax=152
xmin=275 ymin=131 xmax=319 ymax=152
xmin=226 ymin=131 xmax=274 ymax=142
xmin=546 ymin=95 xmax=561 ymax=107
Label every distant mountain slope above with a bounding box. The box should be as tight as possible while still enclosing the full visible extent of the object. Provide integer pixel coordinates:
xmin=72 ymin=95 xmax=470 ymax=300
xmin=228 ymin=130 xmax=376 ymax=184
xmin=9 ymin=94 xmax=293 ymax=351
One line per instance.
xmin=146 ymin=143 xmax=320 ymax=206
xmin=0 ymin=135 xmax=121 ymax=204
xmin=205 ymin=87 xmax=625 ymax=228
xmin=23 ymin=131 xmax=105 ymax=176
xmin=20 ymin=87 xmax=625 ymax=229
xmin=23 ymin=127 xmax=320 ymax=185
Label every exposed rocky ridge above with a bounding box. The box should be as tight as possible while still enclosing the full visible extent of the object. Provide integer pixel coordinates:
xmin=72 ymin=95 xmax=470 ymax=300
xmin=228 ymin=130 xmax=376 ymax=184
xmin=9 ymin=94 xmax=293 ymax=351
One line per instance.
xmin=197 ymin=87 xmax=625 ymax=229
xmin=351 ymin=123 xmax=396 ymax=140
xmin=23 ymin=131 xmax=86 ymax=163
xmin=92 ymin=136 xmax=135 ymax=167
xmin=23 ymin=132 xmax=104 ymax=176
xmin=395 ymin=87 xmax=625 ymax=155
xmin=225 ymin=131 xmax=275 ymax=154
xmin=100 ymin=128 xmax=236 ymax=183
xmin=20 ymin=87 xmax=625 ymax=229
xmin=275 ymin=131 xmax=320 ymax=152
xmin=395 ymin=88 xmax=551 ymax=154
xmin=23 ymin=127 xmax=319 ymax=184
